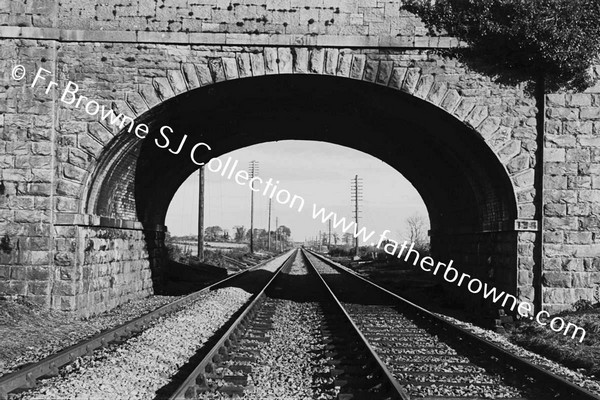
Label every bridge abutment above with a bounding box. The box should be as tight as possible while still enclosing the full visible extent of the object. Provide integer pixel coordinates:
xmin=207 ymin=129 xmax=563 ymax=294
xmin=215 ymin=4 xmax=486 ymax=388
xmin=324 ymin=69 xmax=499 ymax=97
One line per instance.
xmin=0 ymin=1 xmax=598 ymax=316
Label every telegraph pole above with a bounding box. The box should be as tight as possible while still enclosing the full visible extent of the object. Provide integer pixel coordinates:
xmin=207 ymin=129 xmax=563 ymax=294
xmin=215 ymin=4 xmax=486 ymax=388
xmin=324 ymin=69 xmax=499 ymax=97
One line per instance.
xmin=275 ymin=216 xmax=279 ymax=252
xmin=267 ymin=199 xmax=272 ymax=252
xmin=197 ymin=167 xmax=205 ymax=262
xmin=249 ymin=161 xmax=259 ymax=253
xmin=351 ymin=175 xmax=363 ymax=258
xmin=328 ymin=219 xmax=332 ymax=250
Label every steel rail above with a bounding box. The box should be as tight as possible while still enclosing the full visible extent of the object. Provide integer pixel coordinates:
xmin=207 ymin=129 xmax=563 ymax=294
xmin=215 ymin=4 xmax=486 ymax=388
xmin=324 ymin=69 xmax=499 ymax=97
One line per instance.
xmin=306 ymin=249 xmax=600 ymax=400
xmin=168 ymin=249 xmax=297 ymax=399
xmin=0 ymin=250 xmax=295 ymax=400
xmin=300 ymin=249 xmax=410 ymax=400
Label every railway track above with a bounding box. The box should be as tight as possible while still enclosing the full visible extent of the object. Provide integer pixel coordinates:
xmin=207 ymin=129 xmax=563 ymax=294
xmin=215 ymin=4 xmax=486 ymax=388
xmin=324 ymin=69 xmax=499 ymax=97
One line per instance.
xmin=169 ymin=248 xmax=407 ymax=399
xmin=304 ymin=249 xmax=600 ymax=400
xmin=0 ymin=250 xmax=295 ymax=400
xmin=3 ymin=247 xmax=598 ymax=400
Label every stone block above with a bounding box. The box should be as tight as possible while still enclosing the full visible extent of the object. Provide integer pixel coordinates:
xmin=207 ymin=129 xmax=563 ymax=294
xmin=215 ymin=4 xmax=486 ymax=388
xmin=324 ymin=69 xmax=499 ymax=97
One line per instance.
xmin=68 ymin=148 xmax=90 ymax=170
xmin=465 ymin=106 xmax=489 ymax=129
xmin=277 ymin=48 xmax=293 ymax=74
xmin=336 ymin=51 xmax=352 ymax=77
xmin=544 ymin=176 xmax=567 ymax=190
xmin=544 ymin=217 xmax=578 ymax=230
xmin=401 ymin=68 xmax=420 ymax=94
xmin=546 ymin=107 xmax=579 ymax=120
xmin=440 ymin=89 xmax=461 ymax=113
xmin=498 ymin=140 xmax=521 ymax=162
xmin=518 ymin=270 xmax=533 ymax=286
xmin=579 ymin=216 xmax=600 ymax=230
xmin=568 ymin=94 xmax=592 ymax=107
xmin=564 ymin=121 xmax=593 ymax=135
xmin=324 ymin=48 xmax=339 ymax=75
xmin=517 ymin=286 xmax=534 ymax=303
xmin=413 ymin=74 xmax=434 ymax=99
xmin=546 ymin=134 xmax=576 ymax=148
xmin=579 ymin=190 xmax=600 ymax=203
xmin=543 ymin=231 xmax=563 ymax=244
xmin=222 ymin=57 xmax=239 ymax=80
xmin=195 ymin=63 xmax=214 ymax=85
xmin=574 ymin=244 xmax=600 ymax=257
xmin=579 ymin=136 xmax=600 ymax=147
xmin=167 ymin=69 xmax=188 ymax=94
xmin=546 ymin=94 xmax=565 ymax=107
xmin=544 ymin=257 xmax=561 ymax=271
xmin=182 ymin=63 xmax=201 ymax=88
xmin=512 ymin=169 xmax=535 ymax=188
xmin=580 ymin=107 xmax=600 ymax=120
xmin=572 ymin=273 xmax=592 ymax=288
xmin=63 ymin=164 xmax=86 ymax=181
xmin=293 ymin=48 xmax=309 ymax=74
xmin=543 ymin=288 xmax=566 ymax=304
xmin=28 ymin=266 xmax=49 ymax=281
xmin=566 ymin=149 xmax=591 ymax=162
xmin=427 ymin=82 xmax=448 ymax=106
xmin=309 ymin=48 xmax=324 ymax=74
xmin=386 ymin=67 xmax=406 ymax=91
xmin=567 ymin=203 xmax=591 ymax=216
xmin=152 ymin=77 xmax=176 ymax=101
xmin=15 ymin=155 xmax=51 ymax=169
xmin=60 ymin=295 xmax=76 ymax=311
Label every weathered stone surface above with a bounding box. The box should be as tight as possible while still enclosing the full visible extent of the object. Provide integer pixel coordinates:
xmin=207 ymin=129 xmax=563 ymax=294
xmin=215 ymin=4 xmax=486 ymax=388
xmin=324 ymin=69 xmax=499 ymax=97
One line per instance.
xmin=349 ymin=54 xmax=366 ymax=80
xmin=0 ymin=22 xmax=598 ymax=316
xmin=336 ymin=51 xmax=352 ymax=77
xmin=324 ymin=49 xmax=339 ymax=75
xmin=222 ymin=57 xmax=239 ymax=80
xmin=277 ymin=48 xmax=293 ymax=74
xmin=309 ymin=48 xmax=324 ymax=74
xmin=512 ymin=169 xmax=535 ymax=188
xmin=401 ymin=68 xmax=420 ymax=94
xmin=414 ymin=74 xmax=434 ymax=99
xmin=264 ymin=48 xmax=278 ymax=75
xmin=250 ymin=53 xmax=265 ymax=77
xmin=293 ymin=48 xmax=309 ymax=74
xmin=236 ymin=53 xmax=252 ymax=78
xmin=167 ymin=69 xmax=187 ymax=94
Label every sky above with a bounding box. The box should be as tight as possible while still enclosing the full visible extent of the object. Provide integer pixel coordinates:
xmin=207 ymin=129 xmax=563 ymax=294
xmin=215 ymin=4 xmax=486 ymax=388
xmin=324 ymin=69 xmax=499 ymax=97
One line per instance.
xmin=165 ymin=140 xmax=429 ymax=244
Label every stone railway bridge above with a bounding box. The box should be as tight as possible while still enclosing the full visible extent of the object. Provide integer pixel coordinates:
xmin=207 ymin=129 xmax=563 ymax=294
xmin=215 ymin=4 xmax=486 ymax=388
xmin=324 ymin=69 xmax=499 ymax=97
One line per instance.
xmin=0 ymin=0 xmax=599 ymax=316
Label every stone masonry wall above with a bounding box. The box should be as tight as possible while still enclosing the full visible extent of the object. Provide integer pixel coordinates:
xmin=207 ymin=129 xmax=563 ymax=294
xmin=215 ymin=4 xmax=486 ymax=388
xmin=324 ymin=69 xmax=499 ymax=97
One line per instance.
xmin=543 ymin=66 xmax=600 ymax=313
xmin=0 ymin=38 xmax=56 ymax=307
xmin=4 ymin=0 xmax=599 ymax=315
xmin=0 ymin=35 xmax=541 ymax=314
xmin=2 ymin=0 xmax=428 ymax=37
xmin=55 ymin=223 xmax=153 ymax=316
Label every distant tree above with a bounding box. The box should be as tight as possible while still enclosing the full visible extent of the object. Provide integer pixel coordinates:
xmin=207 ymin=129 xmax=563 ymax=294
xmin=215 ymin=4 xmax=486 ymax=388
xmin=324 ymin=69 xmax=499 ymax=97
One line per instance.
xmin=406 ymin=213 xmax=430 ymax=250
xmin=278 ymin=225 xmax=291 ymax=238
xmin=204 ymin=226 xmax=224 ymax=241
xmin=342 ymin=232 xmax=353 ymax=246
xmin=332 ymin=232 xmax=339 ymax=245
xmin=233 ymin=225 xmax=246 ymax=243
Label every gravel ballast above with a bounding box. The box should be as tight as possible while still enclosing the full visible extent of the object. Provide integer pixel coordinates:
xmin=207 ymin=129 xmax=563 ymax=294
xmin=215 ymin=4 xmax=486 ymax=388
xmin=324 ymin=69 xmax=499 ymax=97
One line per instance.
xmin=0 ymin=295 xmax=181 ymax=376
xmin=18 ymin=287 xmax=252 ymax=400
xmin=239 ymin=299 xmax=337 ymax=400
xmin=438 ymin=314 xmax=600 ymax=396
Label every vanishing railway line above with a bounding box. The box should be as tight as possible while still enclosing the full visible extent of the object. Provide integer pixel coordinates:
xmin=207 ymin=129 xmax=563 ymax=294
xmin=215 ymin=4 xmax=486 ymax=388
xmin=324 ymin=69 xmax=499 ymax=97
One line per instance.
xmin=1 ymin=249 xmax=599 ymax=400
xmin=304 ymin=250 xmax=600 ymax=400
xmin=170 ymin=248 xmax=405 ymax=400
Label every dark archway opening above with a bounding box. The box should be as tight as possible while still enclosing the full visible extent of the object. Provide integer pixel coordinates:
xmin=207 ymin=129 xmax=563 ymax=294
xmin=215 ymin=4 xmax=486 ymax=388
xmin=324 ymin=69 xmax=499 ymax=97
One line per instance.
xmin=86 ymin=74 xmax=518 ymax=311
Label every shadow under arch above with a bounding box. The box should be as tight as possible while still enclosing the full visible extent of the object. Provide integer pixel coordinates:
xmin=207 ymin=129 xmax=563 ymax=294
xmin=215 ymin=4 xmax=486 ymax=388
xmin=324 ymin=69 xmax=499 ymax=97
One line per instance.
xmin=85 ymin=74 xmax=519 ymax=305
